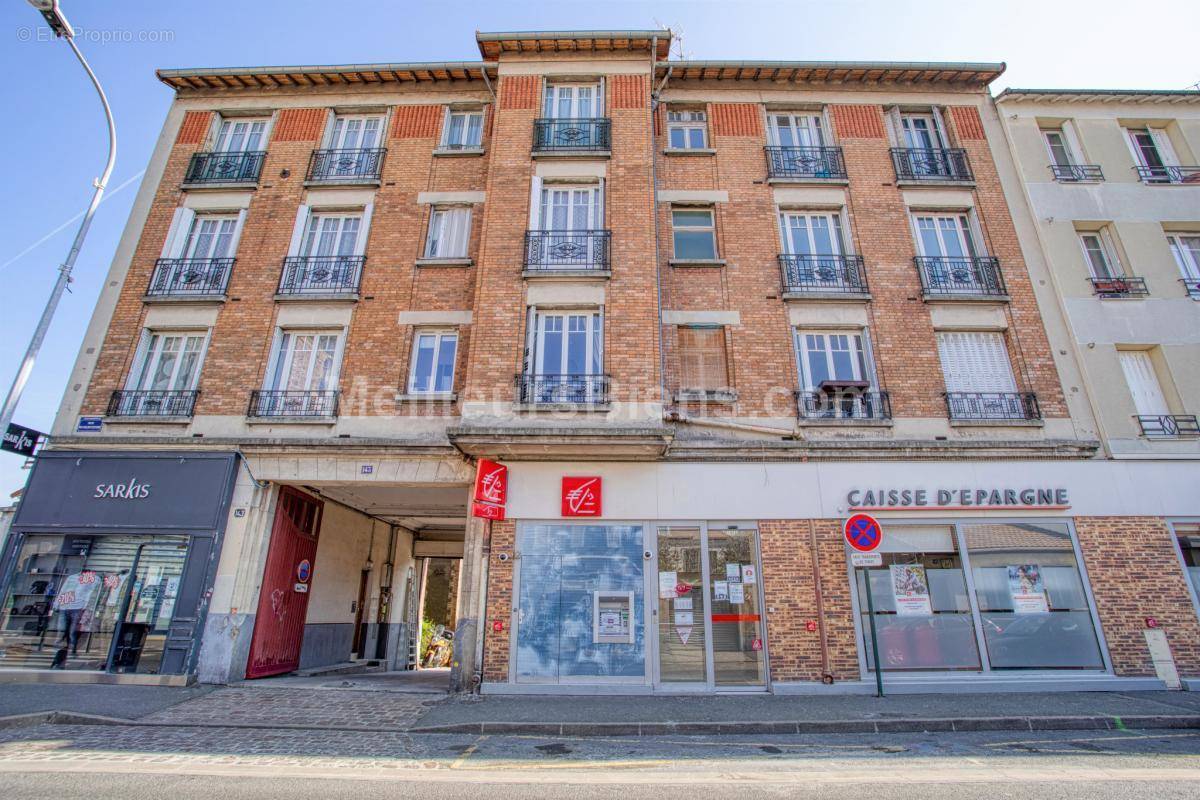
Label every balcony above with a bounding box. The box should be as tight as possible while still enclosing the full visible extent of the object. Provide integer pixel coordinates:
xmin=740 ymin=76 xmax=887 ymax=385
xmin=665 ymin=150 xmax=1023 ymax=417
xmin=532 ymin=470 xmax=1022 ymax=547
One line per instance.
xmin=779 ymin=254 xmax=868 ymax=297
xmin=1135 ymin=165 xmax=1200 ymax=184
xmin=515 ymin=374 xmax=610 ymax=407
xmin=277 ymin=255 xmax=364 ymax=297
xmin=183 ymin=150 xmax=266 ymax=185
xmin=146 ymin=258 xmax=233 ymax=299
xmin=797 ymin=389 xmax=891 ymax=421
xmin=524 ymin=230 xmax=611 ymax=275
xmin=1050 ymin=164 xmax=1104 ymax=182
xmin=891 ymin=148 xmax=973 ymax=182
xmin=1089 ymin=275 xmax=1149 ymax=298
xmin=945 ymin=392 xmax=1040 ymax=422
xmin=306 ymin=148 xmax=386 ymax=184
xmin=248 ymin=390 xmax=339 ymax=418
xmin=532 ymin=118 xmax=611 ymax=154
xmin=1183 ymin=278 xmax=1200 ymax=299
xmin=764 ymin=146 xmax=847 ymax=181
xmin=1136 ymin=414 xmax=1200 ymax=438
xmin=107 ymin=390 xmax=199 ymax=419
xmin=916 ymin=256 xmax=1007 ymax=299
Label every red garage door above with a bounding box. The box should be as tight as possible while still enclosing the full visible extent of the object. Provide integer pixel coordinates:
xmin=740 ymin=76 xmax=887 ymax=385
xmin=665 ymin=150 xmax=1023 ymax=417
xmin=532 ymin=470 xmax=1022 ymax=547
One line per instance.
xmin=246 ymin=487 xmax=322 ymax=679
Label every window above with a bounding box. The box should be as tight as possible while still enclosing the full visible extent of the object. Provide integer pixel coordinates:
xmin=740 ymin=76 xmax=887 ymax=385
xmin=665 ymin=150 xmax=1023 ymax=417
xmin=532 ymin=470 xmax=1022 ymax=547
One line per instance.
xmin=963 ymin=522 xmax=1103 ymax=669
xmin=267 ymin=331 xmax=342 ymax=393
xmin=181 ymin=215 xmax=238 ymax=260
xmin=677 ymin=327 xmax=729 ymax=391
xmin=129 ymin=331 xmax=207 ymax=393
xmin=441 ymin=109 xmax=484 ymax=150
xmin=937 ymin=332 xmax=1017 ymax=394
xmin=1078 ymin=231 xmax=1121 ymax=279
xmin=524 ymin=310 xmax=604 ymax=403
xmin=213 ymin=117 xmax=267 ymax=152
xmin=795 ymin=330 xmax=869 ymax=391
xmin=1167 ymin=234 xmax=1200 ymax=292
xmin=299 ymin=213 xmax=362 ymax=257
xmin=1118 ymin=350 xmax=1169 ymax=418
xmin=1042 ymin=128 xmax=1074 ymax=167
xmin=327 ymin=114 xmax=383 ymax=150
xmin=913 ymin=214 xmax=979 ymax=259
xmin=767 ymin=112 xmax=826 ymax=148
xmin=667 ymin=109 xmax=707 ymax=149
xmin=899 ymin=112 xmax=946 ymax=150
xmin=536 ymin=185 xmax=602 ymax=231
xmin=780 ymin=211 xmax=844 ymax=256
xmin=1175 ymin=525 xmax=1200 ymax=606
xmin=543 ymin=84 xmax=601 ymax=118
xmin=425 ymin=207 xmax=471 ymax=258
xmin=407 ymin=330 xmax=458 ymax=394
xmin=672 ymin=208 xmax=716 ymax=260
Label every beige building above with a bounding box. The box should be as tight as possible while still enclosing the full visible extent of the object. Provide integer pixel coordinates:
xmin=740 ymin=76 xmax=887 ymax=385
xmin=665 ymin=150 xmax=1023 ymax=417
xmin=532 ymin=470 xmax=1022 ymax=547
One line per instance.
xmin=994 ymin=89 xmax=1200 ymax=457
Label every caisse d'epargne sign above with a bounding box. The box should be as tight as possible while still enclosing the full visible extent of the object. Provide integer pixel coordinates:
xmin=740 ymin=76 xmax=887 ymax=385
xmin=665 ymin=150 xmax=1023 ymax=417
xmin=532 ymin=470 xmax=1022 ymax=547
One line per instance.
xmin=847 ymin=487 xmax=1069 ymax=511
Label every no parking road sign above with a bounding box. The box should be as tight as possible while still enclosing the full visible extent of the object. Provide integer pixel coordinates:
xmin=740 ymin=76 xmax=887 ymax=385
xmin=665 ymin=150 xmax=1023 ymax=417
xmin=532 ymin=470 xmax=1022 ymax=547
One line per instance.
xmin=844 ymin=513 xmax=883 ymax=552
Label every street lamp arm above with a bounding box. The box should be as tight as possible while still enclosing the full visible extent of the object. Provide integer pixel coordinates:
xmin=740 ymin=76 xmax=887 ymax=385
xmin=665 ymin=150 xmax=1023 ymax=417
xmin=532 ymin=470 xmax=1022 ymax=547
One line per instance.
xmin=66 ymin=35 xmax=117 ymax=193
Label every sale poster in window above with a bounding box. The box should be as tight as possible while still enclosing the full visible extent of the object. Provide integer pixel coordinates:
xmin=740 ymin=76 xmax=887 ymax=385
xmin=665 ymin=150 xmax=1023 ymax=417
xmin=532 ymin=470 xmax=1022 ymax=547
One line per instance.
xmin=1007 ymin=564 xmax=1050 ymax=614
xmin=889 ymin=564 xmax=933 ymax=616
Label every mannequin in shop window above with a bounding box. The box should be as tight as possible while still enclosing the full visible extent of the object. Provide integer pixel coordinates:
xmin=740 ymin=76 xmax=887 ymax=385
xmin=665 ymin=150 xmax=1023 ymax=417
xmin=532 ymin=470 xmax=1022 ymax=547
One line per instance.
xmin=49 ymin=571 xmax=100 ymax=668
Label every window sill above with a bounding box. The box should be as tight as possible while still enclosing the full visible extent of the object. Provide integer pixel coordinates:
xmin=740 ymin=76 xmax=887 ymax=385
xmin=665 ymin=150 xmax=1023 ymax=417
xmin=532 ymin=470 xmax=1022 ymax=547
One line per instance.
xmin=415 ymin=257 xmax=473 ymax=268
xmin=245 ymin=416 xmax=338 ymax=426
xmin=782 ymin=291 xmax=871 ymax=303
xmin=674 ymin=390 xmax=738 ymax=404
xmin=395 ymin=392 xmax=457 ymax=403
xmin=531 ymin=149 xmax=611 ymax=160
xmin=274 ymin=292 xmax=360 ymax=303
xmin=522 ymin=268 xmax=611 ymax=280
xmin=895 ymin=178 xmax=976 ymax=189
xmin=669 ymin=258 xmax=726 ymax=268
xmin=663 ymin=147 xmax=716 ymax=156
xmin=142 ymin=294 xmax=227 ymax=305
xmin=433 ymin=148 xmax=485 ymax=158
xmin=949 ymin=418 xmax=1044 ymax=428
xmin=181 ymin=181 xmax=259 ymax=192
xmin=766 ymin=176 xmax=849 ymax=186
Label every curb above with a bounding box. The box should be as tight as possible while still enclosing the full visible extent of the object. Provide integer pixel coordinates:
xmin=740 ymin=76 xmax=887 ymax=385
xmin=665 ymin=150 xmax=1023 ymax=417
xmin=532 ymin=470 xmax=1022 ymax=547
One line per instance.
xmin=407 ymin=714 xmax=1200 ymax=737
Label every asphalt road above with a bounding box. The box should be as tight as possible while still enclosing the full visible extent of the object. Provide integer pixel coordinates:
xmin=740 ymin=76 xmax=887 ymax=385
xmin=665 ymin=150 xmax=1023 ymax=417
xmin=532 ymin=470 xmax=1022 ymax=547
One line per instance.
xmin=2 ymin=724 xmax=1199 ymax=799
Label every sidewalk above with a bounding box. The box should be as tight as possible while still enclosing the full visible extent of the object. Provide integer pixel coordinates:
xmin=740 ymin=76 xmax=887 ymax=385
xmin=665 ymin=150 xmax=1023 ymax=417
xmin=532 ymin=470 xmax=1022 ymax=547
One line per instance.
xmin=3 ymin=679 xmax=1200 ymax=736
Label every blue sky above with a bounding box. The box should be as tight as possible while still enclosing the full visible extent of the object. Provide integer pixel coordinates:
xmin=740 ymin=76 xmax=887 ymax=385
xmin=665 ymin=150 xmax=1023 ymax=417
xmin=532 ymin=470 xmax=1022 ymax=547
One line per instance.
xmin=1 ymin=0 xmax=1197 ymax=498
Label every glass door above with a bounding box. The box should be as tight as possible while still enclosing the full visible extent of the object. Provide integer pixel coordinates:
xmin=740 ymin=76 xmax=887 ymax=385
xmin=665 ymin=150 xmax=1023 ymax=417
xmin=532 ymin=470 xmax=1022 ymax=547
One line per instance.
xmin=652 ymin=524 xmax=767 ymax=690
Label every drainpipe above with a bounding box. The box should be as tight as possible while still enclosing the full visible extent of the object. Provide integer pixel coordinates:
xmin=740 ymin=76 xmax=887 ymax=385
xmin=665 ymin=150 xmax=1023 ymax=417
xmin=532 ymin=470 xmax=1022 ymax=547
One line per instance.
xmin=650 ymin=35 xmax=669 ymax=413
xmin=810 ymin=520 xmax=832 ymax=683
xmin=666 ymin=409 xmax=801 ymax=439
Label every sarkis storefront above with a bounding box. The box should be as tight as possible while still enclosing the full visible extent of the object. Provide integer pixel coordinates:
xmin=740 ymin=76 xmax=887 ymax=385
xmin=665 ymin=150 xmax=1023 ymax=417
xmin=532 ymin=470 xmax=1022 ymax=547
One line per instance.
xmin=0 ymin=451 xmax=238 ymax=681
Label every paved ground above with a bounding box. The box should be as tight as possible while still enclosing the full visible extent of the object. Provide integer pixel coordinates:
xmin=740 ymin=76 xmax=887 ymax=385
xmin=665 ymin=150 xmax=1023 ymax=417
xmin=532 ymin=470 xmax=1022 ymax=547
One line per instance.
xmin=0 ymin=682 xmax=214 ymax=720
xmin=0 ymin=723 xmax=1198 ymax=798
xmin=232 ymin=667 xmax=450 ymax=694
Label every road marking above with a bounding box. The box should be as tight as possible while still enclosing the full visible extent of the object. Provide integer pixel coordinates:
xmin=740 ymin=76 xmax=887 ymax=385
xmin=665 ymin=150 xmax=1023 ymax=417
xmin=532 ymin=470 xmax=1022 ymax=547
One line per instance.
xmin=449 ymin=735 xmax=485 ymax=769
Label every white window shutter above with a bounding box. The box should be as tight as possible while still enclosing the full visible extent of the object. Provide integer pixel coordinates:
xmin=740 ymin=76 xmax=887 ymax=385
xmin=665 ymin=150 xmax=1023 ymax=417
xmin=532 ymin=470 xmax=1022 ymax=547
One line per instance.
xmin=161 ymin=208 xmax=195 ymax=259
xmin=226 ymin=209 xmax=249 ymax=258
xmin=1119 ymin=351 xmax=1168 ymax=416
xmin=930 ymin=107 xmax=949 ymax=147
xmin=522 ymin=306 xmax=537 ymax=376
xmin=1062 ymin=122 xmax=1086 ymax=165
xmin=356 ymin=203 xmax=374 ymax=256
xmin=937 ymin=332 xmax=1016 ymax=393
xmin=528 ymin=176 xmax=543 ymax=228
xmin=1149 ymin=128 xmax=1180 ymax=167
xmin=124 ymin=329 xmax=153 ymax=390
xmin=287 ymin=205 xmax=310 ymax=257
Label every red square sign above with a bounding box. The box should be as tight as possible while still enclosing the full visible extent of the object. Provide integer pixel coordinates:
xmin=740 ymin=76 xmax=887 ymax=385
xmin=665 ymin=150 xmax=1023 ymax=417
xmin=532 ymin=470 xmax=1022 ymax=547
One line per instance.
xmin=562 ymin=476 xmax=602 ymax=517
xmin=474 ymin=459 xmax=507 ymax=506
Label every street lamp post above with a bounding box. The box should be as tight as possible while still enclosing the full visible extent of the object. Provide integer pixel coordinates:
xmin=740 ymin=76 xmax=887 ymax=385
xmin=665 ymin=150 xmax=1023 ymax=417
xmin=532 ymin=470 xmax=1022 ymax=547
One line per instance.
xmin=0 ymin=1 xmax=117 ymax=436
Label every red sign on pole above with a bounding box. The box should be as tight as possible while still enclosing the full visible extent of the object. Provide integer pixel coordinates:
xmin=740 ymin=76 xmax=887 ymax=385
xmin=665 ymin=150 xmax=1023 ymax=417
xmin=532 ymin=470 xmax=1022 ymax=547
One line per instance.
xmin=474 ymin=459 xmax=508 ymax=506
xmin=844 ymin=513 xmax=883 ymax=553
xmin=472 ymin=500 xmax=505 ymax=521
xmin=561 ymin=476 xmax=602 ymax=517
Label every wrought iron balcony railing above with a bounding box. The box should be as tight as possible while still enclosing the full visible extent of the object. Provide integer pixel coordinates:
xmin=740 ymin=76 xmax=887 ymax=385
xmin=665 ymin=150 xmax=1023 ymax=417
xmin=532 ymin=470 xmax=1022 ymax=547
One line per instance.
xmin=764 ymin=146 xmax=847 ymax=180
xmin=183 ymin=150 xmax=266 ymax=185
xmin=307 ymin=148 xmax=386 ymax=182
xmin=277 ymin=255 xmax=365 ymax=295
xmin=1050 ymin=164 xmax=1104 ymax=182
xmin=891 ymin=147 xmax=973 ymax=182
xmin=147 ymin=258 xmax=234 ymax=297
xmin=107 ymin=389 xmax=199 ymax=418
xmin=780 ymin=254 xmax=868 ymax=295
xmin=1182 ymin=278 xmax=1200 ymax=299
xmin=516 ymin=374 xmax=610 ymax=406
xmin=797 ymin=390 xmax=891 ymax=421
xmin=533 ymin=118 xmax=611 ymax=152
xmin=1089 ymin=275 xmax=1149 ymax=298
xmin=1136 ymin=414 xmax=1200 ymax=438
xmin=916 ymin=256 xmax=1006 ymax=298
xmin=1135 ymin=165 xmax=1200 ymax=184
xmin=524 ymin=230 xmax=611 ymax=272
xmin=248 ymin=390 xmax=340 ymax=418
xmin=946 ymin=392 xmax=1040 ymax=421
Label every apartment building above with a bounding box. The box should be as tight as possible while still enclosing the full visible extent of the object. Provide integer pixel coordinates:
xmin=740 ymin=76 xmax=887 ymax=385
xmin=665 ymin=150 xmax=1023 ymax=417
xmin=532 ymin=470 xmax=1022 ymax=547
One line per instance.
xmin=0 ymin=31 xmax=1196 ymax=694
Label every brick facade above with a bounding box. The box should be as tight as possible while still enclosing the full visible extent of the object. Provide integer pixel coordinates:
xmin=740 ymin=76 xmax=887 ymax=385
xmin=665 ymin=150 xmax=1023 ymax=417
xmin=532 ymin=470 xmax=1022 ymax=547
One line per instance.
xmin=481 ymin=519 xmax=514 ymax=682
